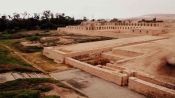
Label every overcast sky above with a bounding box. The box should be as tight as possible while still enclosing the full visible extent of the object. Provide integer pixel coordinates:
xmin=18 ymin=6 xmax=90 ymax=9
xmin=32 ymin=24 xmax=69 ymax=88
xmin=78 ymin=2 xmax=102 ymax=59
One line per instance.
xmin=0 ymin=0 xmax=174 ymax=19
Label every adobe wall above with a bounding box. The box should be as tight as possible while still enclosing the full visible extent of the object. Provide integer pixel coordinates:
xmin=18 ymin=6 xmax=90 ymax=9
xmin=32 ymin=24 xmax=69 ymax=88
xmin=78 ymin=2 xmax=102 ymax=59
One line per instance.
xmin=43 ymin=47 xmax=66 ymax=63
xmin=65 ymin=57 xmax=128 ymax=86
xmin=43 ymin=46 xmax=113 ymax=63
xmin=128 ymin=77 xmax=175 ymax=98
xmin=43 ymin=47 xmax=55 ymax=59
xmin=58 ymin=27 xmax=165 ymax=36
xmin=134 ymin=72 xmax=175 ymax=90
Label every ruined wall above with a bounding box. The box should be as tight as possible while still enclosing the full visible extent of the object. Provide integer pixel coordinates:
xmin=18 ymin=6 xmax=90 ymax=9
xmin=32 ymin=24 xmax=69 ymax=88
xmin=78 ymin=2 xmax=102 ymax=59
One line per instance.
xmin=58 ymin=27 xmax=165 ymax=36
xmin=43 ymin=47 xmax=66 ymax=63
xmin=65 ymin=57 xmax=128 ymax=86
xmin=134 ymin=72 xmax=175 ymax=90
xmin=58 ymin=21 xmax=166 ymax=36
xmin=129 ymin=77 xmax=175 ymax=98
xmin=43 ymin=46 xmax=112 ymax=63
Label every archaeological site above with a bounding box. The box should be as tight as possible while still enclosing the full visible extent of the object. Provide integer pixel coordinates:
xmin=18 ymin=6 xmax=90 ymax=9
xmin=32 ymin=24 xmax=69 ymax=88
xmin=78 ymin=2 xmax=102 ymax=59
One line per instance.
xmin=44 ymin=18 xmax=175 ymax=98
xmin=1 ymin=1 xmax=175 ymax=98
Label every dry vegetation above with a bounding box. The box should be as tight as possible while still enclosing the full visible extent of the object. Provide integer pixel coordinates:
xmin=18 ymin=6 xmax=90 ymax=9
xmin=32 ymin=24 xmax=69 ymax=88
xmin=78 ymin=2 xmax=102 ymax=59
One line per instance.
xmin=0 ymin=78 xmax=86 ymax=98
xmin=0 ymin=30 xmax=114 ymax=72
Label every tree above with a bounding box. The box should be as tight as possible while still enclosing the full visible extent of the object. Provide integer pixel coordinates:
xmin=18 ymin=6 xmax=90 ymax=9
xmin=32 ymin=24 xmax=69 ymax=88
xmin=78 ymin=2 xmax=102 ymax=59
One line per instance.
xmin=22 ymin=11 xmax=28 ymax=19
xmin=33 ymin=13 xmax=40 ymax=20
xmin=0 ymin=11 xmax=83 ymax=32
xmin=43 ymin=10 xmax=51 ymax=19
xmin=83 ymin=17 xmax=87 ymax=21
xmin=110 ymin=18 xmax=118 ymax=22
xmin=13 ymin=13 xmax=20 ymax=19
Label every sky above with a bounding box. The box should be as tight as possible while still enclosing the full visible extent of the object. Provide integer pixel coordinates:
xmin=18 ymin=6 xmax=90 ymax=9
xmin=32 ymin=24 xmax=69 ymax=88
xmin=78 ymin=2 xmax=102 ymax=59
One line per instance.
xmin=0 ymin=0 xmax=174 ymax=19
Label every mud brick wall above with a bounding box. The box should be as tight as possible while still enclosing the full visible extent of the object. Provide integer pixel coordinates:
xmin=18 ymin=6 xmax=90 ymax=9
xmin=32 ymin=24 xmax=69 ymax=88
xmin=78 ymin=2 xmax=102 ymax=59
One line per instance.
xmin=65 ymin=57 xmax=128 ymax=86
xmin=128 ymin=77 xmax=175 ymax=98
xmin=134 ymin=72 xmax=175 ymax=90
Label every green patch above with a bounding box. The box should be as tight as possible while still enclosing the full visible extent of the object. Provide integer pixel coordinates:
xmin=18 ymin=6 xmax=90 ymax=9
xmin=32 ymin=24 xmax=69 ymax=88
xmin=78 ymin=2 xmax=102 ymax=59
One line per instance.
xmin=0 ymin=31 xmax=51 ymax=40
xmin=0 ymin=78 xmax=65 ymax=98
xmin=0 ymin=78 xmax=67 ymax=91
xmin=0 ymin=45 xmax=39 ymax=73
xmin=25 ymin=33 xmax=51 ymax=41
xmin=21 ymin=46 xmax=43 ymax=53
xmin=25 ymin=35 xmax=40 ymax=41
xmin=0 ymin=90 xmax=40 ymax=98
xmin=13 ymin=42 xmax=43 ymax=53
xmin=0 ymin=45 xmax=30 ymax=66
xmin=0 ymin=33 xmax=12 ymax=39
xmin=0 ymin=39 xmax=17 ymax=46
xmin=43 ymin=95 xmax=60 ymax=98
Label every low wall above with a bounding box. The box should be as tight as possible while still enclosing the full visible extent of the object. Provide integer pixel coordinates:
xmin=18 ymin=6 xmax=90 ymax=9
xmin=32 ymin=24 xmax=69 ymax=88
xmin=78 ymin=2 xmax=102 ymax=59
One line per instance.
xmin=43 ymin=47 xmax=55 ymax=59
xmin=134 ymin=72 xmax=175 ymax=90
xmin=105 ymin=64 xmax=175 ymax=90
xmin=65 ymin=57 xmax=128 ymax=86
xmin=112 ymin=49 xmax=143 ymax=57
xmin=128 ymin=77 xmax=175 ymax=98
xmin=44 ymin=46 xmax=112 ymax=63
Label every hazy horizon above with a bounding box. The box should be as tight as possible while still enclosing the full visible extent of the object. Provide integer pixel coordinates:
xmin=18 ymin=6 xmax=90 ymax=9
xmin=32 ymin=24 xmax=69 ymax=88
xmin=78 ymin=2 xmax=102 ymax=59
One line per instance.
xmin=0 ymin=0 xmax=174 ymax=19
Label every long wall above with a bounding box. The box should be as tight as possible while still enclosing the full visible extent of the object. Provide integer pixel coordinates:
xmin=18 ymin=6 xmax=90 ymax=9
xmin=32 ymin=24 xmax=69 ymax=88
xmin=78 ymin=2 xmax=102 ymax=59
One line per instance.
xmin=58 ymin=21 xmax=167 ymax=35
xmin=129 ymin=77 xmax=175 ymax=98
xmin=65 ymin=57 xmax=128 ymax=86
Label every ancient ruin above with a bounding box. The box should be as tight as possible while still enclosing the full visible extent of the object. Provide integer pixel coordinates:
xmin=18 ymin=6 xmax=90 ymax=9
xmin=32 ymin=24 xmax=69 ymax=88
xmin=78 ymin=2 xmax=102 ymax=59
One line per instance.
xmin=57 ymin=19 xmax=171 ymax=36
xmin=44 ymin=19 xmax=175 ymax=98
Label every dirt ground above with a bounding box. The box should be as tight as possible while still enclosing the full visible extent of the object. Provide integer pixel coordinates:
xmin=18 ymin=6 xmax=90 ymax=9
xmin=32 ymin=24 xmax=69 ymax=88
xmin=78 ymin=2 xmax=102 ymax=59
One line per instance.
xmin=21 ymin=52 xmax=71 ymax=72
xmin=42 ymin=83 xmax=87 ymax=98
xmin=50 ymin=69 xmax=146 ymax=98
xmin=20 ymin=30 xmax=115 ymax=47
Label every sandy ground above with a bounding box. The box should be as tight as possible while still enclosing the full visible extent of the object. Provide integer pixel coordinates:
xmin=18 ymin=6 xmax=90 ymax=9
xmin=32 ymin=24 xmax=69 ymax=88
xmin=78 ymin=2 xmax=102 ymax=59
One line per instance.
xmin=43 ymin=83 xmax=87 ymax=98
xmin=50 ymin=69 xmax=146 ymax=98
xmin=55 ymin=35 xmax=166 ymax=53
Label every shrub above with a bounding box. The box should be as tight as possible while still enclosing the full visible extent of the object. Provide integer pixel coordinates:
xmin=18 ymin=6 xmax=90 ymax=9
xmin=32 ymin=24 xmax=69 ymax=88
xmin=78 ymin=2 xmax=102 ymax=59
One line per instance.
xmin=22 ymin=46 xmax=43 ymax=53
xmin=14 ymin=42 xmax=43 ymax=53
xmin=25 ymin=35 xmax=40 ymax=41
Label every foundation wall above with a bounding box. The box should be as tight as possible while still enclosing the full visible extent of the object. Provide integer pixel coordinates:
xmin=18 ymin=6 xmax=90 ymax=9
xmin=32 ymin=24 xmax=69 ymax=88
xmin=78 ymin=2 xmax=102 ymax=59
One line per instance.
xmin=134 ymin=72 xmax=175 ymax=90
xmin=65 ymin=57 xmax=128 ymax=86
xmin=44 ymin=46 xmax=112 ymax=63
xmin=58 ymin=27 xmax=165 ymax=36
xmin=128 ymin=77 xmax=175 ymax=98
xmin=66 ymin=47 xmax=112 ymax=58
